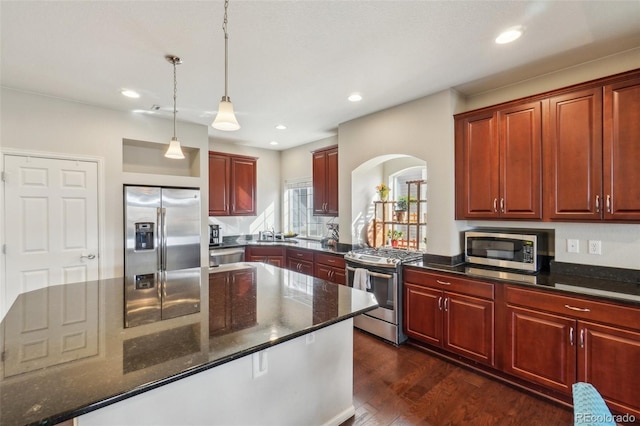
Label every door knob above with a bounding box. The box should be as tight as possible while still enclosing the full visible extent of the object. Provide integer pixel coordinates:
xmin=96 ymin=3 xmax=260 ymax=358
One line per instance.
xmin=81 ymin=254 xmax=96 ymax=260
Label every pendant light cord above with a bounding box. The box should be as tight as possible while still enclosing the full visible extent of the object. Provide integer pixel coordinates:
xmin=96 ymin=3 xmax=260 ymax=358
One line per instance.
xmin=173 ymin=58 xmax=177 ymax=138
xmin=223 ymin=0 xmax=229 ymax=101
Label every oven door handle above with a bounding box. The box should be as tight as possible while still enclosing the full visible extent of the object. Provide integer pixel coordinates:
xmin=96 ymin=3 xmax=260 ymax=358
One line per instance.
xmin=346 ymin=265 xmax=393 ymax=280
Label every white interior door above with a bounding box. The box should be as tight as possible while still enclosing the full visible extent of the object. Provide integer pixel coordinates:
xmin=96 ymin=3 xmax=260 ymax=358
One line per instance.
xmin=3 ymin=155 xmax=100 ymax=313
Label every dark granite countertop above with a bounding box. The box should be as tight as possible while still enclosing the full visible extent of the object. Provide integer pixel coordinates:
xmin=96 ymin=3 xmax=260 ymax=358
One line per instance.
xmin=407 ymin=261 xmax=640 ymax=306
xmin=0 ymin=264 xmax=377 ymax=425
xmin=210 ymin=237 xmax=353 ymax=255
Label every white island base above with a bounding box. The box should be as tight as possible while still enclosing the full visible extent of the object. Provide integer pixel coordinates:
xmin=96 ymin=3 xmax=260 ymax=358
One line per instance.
xmin=79 ymin=319 xmax=355 ymax=426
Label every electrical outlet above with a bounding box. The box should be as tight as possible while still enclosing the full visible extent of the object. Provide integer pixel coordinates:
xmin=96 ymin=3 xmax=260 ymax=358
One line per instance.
xmin=567 ymin=239 xmax=579 ymax=253
xmin=588 ymin=240 xmax=602 ymax=255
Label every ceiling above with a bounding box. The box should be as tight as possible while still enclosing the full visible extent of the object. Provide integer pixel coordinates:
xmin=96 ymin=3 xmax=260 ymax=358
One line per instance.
xmin=2 ymin=1 xmax=639 ymax=151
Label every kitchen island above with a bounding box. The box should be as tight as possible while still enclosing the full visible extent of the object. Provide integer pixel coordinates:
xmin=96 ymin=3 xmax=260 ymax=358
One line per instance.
xmin=0 ymin=264 xmax=378 ymax=426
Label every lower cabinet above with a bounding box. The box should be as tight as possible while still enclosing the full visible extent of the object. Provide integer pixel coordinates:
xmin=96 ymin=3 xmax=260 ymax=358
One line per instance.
xmin=286 ymin=247 xmax=314 ymax=275
xmin=208 ymin=266 xmax=257 ymax=336
xmin=315 ymin=252 xmax=346 ymax=285
xmin=245 ymin=246 xmax=284 ymax=267
xmin=404 ymin=268 xmax=495 ymax=366
xmin=505 ymin=285 xmax=640 ymax=418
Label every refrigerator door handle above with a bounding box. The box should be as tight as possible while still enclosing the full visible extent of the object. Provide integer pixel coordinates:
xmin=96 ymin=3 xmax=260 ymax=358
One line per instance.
xmin=161 ymin=207 xmax=168 ymax=271
xmin=157 ymin=207 xmax=163 ymax=272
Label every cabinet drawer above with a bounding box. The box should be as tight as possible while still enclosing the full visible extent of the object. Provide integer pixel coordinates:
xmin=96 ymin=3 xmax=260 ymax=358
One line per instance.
xmin=287 ymin=248 xmax=314 ymax=262
xmin=404 ymin=268 xmax=494 ymax=300
xmin=315 ymin=253 xmax=345 ymax=269
xmin=246 ymin=246 xmax=284 ymax=257
xmin=505 ymin=286 xmax=640 ymax=331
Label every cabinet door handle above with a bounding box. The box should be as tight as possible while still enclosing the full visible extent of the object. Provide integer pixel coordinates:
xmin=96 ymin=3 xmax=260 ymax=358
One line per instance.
xmin=570 ymin=327 xmax=574 ymax=346
xmin=606 ymin=195 xmax=611 ymax=213
xmin=564 ymin=304 xmax=591 ymax=312
xmin=438 ymin=296 xmax=443 ymax=311
xmin=580 ymin=329 xmax=585 ymax=349
xmin=500 ymin=198 xmax=505 ymax=213
xmin=493 ymin=198 xmax=498 ymax=213
xmin=444 ymin=297 xmax=449 ymax=312
xmin=436 ymin=280 xmax=451 ymax=285
xmin=595 ymin=195 xmax=600 ymax=213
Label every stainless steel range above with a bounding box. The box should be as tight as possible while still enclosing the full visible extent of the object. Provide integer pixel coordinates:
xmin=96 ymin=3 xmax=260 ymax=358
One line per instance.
xmin=344 ymin=247 xmax=423 ymax=344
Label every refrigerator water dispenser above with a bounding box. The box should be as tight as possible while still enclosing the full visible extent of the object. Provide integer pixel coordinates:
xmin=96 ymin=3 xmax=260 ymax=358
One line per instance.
xmin=135 ymin=222 xmax=155 ymax=250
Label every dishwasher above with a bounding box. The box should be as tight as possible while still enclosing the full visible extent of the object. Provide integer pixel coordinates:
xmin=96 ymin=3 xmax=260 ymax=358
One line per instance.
xmin=209 ymin=247 xmax=245 ymax=267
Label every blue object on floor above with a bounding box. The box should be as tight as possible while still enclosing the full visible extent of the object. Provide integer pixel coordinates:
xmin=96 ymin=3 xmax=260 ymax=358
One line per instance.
xmin=572 ymin=382 xmax=616 ymax=426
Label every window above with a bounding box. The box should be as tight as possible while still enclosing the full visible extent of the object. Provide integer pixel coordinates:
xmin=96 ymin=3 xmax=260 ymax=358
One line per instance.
xmin=284 ymin=179 xmax=333 ymax=239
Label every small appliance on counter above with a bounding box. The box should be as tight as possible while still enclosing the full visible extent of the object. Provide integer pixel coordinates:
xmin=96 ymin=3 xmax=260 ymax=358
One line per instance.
xmin=321 ymin=222 xmax=340 ymax=247
xmin=464 ymin=228 xmax=551 ymax=273
xmin=209 ymin=224 xmax=222 ymax=246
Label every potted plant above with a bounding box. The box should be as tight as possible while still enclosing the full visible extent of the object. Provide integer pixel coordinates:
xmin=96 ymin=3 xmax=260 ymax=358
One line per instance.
xmin=394 ymin=195 xmax=414 ymax=222
xmin=376 ymin=183 xmax=390 ymax=201
xmin=387 ymin=229 xmax=403 ymax=247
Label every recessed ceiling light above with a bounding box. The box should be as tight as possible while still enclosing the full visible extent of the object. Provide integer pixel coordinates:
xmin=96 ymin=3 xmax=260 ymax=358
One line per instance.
xmin=121 ymin=89 xmax=140 ymax=98
xmin=495 ymin=26 xmax=523 ymax=44
xmin=348 ymin=93 xmax=363 ymax=102
xmin=275 ymin=124 xmax=287 ymax=130
xmin=270 ymin=141 xmax=279 ymax=146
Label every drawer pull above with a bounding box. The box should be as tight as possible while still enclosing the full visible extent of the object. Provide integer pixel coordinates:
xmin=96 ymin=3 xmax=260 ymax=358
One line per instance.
xmin=564 ymin=304 xmax=590 ymax=312
xmin=436 ymin=280 xmax=451 ymax=285
xmin=327 ymin=259 xmax=335 ymax=263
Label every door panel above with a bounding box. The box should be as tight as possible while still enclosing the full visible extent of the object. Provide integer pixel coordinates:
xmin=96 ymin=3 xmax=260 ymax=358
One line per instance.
xmin=444 ymin=293 xmax=494 ymax=366
xmin=506 ymin=306 xmax=575 ymax=394
xmin=603 ymin=77 xmax=640 ymax=220
xmin=578 ymin=321 xmax=640 ymax=417
xmin=4 ymin=155 xmax=99 ymax=313
xmin=404 ymin=283 xmax=442 ymax=346
xmin=161 ymin=188 xmax=201 ymax=271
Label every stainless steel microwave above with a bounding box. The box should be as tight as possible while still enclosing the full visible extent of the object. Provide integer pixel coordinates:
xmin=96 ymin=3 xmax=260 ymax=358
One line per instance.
xmin=465 ymin=230 xmax=547 ymax=273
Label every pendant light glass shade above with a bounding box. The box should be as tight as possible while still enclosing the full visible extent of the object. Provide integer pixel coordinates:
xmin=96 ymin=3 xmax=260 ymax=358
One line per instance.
xmin=165 ymin=137 xmax=185 ymax=159
xmin=212 ymin=97 xmax=240 ymax=131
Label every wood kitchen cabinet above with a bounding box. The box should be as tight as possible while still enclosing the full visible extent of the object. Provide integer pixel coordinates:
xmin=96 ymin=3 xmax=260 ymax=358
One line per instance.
xmin=505 ymin=285 xmax=640 ymax=417
xmin=602 ymin=75 xmax=640 ymax=221
xmin=545 ymin=87 xmax=603 ymax=220
xmin=312 ymin=145 xmax=339 ymax=216
xmin=404 ymin=268 xmax=495 ymax=366
xmin=209 ymin=266 xmax=257 ymax=336
xmin=286 ymin=247 xmax=314 ymax=275
xmin=314 ymin=252 xmax=346 ymax=285
xmin=209 ymin=151 xmax=257 ymax=216
xmin=245 ymin=246 xmax=284 ymax=267
xmin=455 ymin=101 xmax=542 ymax=220
xmin=545 ymin=75 xmax=640 ymax=221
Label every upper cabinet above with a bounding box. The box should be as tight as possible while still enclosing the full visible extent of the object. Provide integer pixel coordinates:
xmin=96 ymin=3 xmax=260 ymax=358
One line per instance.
xmin=209 ymin=151 xmax=257 ymax=216
xmin=456 ymin=68 xmax=640 ymax=223
xmin=602 ymin=76 xmax=640 ymax=221
xmin=455 ymin=101 xmax=542 ymax=220
xmin=545 ymin=87 xmax=603 ymax=220
xmin=312 ymin=145 xmax=339 ymax=216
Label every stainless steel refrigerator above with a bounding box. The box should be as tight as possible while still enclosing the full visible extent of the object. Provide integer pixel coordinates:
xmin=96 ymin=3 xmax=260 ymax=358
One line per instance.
xmin=124 ymin=185 xmax=202 ymax=327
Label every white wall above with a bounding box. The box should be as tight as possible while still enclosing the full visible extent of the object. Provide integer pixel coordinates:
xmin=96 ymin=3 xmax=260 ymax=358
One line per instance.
xmin=1 ymin=88 xmax=210 ymax=302
xmin=208 ymin=140 xmax=282 ymax=238
xmin=338 ymin=89 xmax=464 ymax=256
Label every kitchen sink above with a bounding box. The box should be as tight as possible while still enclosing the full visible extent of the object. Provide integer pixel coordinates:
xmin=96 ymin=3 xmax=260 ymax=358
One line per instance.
xmin=251 ymin=239 xmax=299 ymax=245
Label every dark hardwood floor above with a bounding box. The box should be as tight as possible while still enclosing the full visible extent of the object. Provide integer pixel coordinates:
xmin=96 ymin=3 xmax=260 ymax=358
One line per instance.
xmin=341 ymin=330 xmax=573 ymax=426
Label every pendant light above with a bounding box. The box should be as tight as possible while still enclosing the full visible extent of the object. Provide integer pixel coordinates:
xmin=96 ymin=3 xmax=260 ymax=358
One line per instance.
xmin=165 ymin=55 xmax=185 ymax=159
xmin=212 ymin=0 xmax=240 ymax=131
